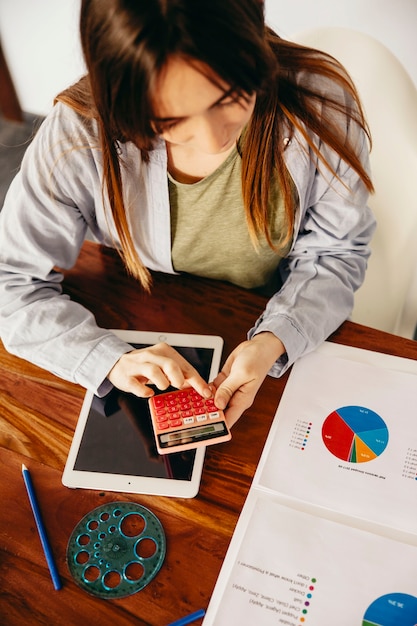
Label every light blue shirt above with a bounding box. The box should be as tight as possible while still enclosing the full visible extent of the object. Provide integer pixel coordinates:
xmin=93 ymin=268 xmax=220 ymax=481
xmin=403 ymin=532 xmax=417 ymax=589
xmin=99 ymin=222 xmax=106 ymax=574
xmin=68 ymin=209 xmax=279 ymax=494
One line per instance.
xmin=0 ymin=93 xmax=375 ymax=394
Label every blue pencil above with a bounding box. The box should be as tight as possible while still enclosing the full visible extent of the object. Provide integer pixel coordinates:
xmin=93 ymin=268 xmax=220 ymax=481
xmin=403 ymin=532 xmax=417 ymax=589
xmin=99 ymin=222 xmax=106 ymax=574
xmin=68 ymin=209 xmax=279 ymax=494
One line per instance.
xmin=21 ymin=464 xmax=62 ymax=590
xmin=167 ymin=609 xmax=206 ymax=626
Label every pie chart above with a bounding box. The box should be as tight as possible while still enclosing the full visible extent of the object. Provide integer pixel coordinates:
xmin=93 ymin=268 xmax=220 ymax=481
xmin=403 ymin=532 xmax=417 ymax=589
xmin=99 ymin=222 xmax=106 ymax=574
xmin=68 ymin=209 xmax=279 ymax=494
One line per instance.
xmin=362 ymin=592 xmax=417 ymax=625
xmin=321 ymin=405 xmax=388 ymax=463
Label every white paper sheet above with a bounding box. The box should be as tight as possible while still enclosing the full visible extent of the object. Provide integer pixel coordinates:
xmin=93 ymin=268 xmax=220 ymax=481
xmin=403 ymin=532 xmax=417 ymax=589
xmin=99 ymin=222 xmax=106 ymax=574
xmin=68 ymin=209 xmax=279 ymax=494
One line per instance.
xmin=205 ymin=492 xmax=417 ymax=626
xmin=204 ymin=343 xmax=417 ymax=626
xmin=256 ymin=347 xmax=417 ymax=534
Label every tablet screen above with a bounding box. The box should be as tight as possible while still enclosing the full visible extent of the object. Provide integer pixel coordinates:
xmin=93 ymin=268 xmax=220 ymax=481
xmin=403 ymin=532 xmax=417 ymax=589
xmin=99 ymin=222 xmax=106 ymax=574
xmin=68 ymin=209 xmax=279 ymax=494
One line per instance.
xmin=72 ymin=345 xmax=214 ymax=480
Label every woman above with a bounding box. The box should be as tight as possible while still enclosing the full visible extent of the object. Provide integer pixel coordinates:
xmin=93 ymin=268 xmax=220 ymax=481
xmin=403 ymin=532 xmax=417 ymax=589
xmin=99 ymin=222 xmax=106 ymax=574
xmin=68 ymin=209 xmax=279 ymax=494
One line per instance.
xmin=0 ymin=0 xmax=375 ymax=427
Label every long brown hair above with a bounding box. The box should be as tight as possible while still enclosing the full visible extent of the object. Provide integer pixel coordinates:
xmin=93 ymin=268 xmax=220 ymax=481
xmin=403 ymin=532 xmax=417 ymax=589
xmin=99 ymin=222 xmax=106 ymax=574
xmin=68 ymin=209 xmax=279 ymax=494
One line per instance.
xmin=57 ymin=0 xmax=373 ymax=289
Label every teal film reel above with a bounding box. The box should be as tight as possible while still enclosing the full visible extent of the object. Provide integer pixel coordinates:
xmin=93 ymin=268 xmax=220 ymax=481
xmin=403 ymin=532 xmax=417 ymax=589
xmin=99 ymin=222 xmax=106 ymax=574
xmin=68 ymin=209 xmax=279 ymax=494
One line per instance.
xmin=67 ymin=502 xmax=166 ymax=598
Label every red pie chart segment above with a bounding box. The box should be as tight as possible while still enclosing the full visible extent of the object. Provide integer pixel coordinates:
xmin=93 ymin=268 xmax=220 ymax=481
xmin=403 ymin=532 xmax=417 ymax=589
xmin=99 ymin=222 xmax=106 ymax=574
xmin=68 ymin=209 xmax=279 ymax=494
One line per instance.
xmin=322 ymin=406 xmax=389 ymax=463
xmin=322 ymin=410 xmax=355 ymax=460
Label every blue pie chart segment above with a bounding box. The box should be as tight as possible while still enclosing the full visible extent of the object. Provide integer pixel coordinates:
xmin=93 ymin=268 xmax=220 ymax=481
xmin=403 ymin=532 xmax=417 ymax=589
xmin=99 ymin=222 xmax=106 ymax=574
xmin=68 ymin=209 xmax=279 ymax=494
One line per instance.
xmin=362 ymin=592 xmax=417 ymax=625
xmin=357 ymin=428 xmax=389 ymax=457
xmin=337 ymin=406 xmax=384 ymax=432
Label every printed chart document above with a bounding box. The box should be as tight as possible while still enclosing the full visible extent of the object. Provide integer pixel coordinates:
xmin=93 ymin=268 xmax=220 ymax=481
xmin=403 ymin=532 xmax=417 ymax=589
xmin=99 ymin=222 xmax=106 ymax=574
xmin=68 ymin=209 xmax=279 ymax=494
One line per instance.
xmin=204 ymin=343 xmax=417 ymax=626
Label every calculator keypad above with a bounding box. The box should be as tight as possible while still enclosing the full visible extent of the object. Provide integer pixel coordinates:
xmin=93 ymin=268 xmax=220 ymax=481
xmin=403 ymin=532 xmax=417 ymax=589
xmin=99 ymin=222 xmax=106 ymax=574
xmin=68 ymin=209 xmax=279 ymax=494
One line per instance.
xmin=150 ymin=388 xmax=221 ymax=431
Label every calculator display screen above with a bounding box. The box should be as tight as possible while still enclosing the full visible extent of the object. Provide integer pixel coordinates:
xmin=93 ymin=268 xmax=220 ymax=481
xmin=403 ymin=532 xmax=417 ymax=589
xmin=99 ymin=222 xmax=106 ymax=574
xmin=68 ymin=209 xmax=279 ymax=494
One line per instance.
xmin=73 ymin=344 xmax=215 ymax=481
xmin=159 ymin=422 xmax=228 ymax=448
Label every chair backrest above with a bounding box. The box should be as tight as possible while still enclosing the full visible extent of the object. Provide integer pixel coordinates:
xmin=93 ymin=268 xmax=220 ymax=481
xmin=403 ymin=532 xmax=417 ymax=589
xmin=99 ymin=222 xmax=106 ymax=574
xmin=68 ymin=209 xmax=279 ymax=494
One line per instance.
xmin=292 ymin=27 xmax=417 ymax=338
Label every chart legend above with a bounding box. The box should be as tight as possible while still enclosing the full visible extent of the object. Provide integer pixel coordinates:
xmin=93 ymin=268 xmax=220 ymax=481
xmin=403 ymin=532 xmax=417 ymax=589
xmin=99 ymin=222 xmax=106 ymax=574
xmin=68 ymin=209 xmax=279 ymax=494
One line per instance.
xmin=289 ymin=419 xmax=312 ymax=451
xmin=321 ymin=406 xmax=388 ymax=463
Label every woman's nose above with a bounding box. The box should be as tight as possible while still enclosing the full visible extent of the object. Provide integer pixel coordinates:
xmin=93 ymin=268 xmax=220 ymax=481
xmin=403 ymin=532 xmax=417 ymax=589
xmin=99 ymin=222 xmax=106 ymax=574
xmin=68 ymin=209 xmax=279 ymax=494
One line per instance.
xmin=192 ymin=115 xmax=229 ymax=153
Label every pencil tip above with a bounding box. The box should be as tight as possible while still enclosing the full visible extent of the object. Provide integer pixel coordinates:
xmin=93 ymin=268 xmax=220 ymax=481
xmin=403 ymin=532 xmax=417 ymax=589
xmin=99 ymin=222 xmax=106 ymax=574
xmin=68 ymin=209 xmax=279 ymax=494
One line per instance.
xmin=22 ymin=463 xmax=28 ymax=472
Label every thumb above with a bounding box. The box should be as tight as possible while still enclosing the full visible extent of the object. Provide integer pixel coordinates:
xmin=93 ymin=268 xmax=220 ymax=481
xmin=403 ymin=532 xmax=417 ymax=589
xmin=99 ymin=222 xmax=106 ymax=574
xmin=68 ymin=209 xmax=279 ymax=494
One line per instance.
xmin=214 ymin=376 xmax=240 ymax=410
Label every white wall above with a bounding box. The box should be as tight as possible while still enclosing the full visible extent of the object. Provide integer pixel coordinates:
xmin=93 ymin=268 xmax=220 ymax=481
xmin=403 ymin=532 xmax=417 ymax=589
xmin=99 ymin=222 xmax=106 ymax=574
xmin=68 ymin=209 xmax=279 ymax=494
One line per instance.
xmin=265 ymin=0 xmax=417 ymax=87
xmin=0 ymin=0 xmax=416 ymax=117
xmin=0 ymin=0 xmax=84 ymax=116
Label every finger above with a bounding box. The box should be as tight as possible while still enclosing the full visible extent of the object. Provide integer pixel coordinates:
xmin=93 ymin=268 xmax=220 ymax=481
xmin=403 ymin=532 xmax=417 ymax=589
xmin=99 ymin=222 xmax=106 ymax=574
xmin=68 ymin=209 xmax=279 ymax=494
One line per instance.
xmin=120 ymin=377 xmax=155 ymax=397
xmin=158 ymin=360 xmax=186 ymax=390
xmin=184 ymin=372 xmax=214 ymax=398
xmin=214 ymin=361 xmax=256 ymax=408
xmin=212 ymin=370 xmax=227 ymax=390
xmin=132 ymin=362 xmax=172 ymax=391
xmin=223 ymin=404 xmax=244 ymax=429
xmin=156 ymin=361 xmax=210 ymax=397
xmin=148 ymin=345 xmax=212 ymax=396
xmin=214 ymin=376 xmax=240 ymax=410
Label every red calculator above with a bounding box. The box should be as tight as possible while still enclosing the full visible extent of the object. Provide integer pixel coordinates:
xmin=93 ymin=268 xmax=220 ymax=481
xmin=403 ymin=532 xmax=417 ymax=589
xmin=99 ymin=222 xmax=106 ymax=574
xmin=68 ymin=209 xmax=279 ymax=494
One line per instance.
xmin=148 ymin=387 xmax=231 ymax=454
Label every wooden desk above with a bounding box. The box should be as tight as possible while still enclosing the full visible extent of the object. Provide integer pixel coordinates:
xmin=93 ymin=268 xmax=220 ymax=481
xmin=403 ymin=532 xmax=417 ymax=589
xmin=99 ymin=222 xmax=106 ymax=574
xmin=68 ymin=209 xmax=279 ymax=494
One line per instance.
xmin=1 ymin=240 xmax=417 ymax=625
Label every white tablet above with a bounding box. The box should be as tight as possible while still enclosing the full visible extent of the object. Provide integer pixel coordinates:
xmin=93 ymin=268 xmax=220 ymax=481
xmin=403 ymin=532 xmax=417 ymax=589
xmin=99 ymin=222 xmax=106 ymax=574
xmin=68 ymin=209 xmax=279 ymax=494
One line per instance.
xmin=62 ymin=330 xmax=224 ymax=498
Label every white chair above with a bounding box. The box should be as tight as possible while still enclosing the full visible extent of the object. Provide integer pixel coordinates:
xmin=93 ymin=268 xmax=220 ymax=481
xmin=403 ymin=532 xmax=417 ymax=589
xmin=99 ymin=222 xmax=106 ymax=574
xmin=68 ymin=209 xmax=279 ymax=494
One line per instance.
xmin=292 ymin=27 xmax=417 ymax=338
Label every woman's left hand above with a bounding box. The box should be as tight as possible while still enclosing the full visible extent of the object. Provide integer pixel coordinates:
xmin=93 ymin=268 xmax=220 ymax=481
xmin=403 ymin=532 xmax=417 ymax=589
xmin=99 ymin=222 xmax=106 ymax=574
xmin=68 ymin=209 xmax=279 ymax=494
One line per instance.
xmin=213 ymin=332 xmax=285 ymax=428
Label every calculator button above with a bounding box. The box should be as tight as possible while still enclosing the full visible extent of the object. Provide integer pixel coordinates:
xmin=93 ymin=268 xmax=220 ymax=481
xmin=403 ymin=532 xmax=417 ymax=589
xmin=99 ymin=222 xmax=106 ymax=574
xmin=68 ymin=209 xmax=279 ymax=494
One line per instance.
xmin=209 ymin=411 xmax=221 ymax=419
xmin=169 ymin=419 xmax=182 ymax=427
xmin=158 ymin=422 xmax=170 ymax=430
xmin=180 ymin=410 xmax=193 ymax=418
xmin=196 ymin=414 xmax=208 ymax=422
xmin=156 ymin=414 xmax=168 ymax=423
xmin=183 ymin=417 xmax=195 ymax=425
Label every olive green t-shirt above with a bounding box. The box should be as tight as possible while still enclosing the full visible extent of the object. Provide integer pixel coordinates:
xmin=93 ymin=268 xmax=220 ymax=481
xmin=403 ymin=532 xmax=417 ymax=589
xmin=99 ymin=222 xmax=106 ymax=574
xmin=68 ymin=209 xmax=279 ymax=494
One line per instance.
xmin=169 ymin=144 xmax=292 ymax=290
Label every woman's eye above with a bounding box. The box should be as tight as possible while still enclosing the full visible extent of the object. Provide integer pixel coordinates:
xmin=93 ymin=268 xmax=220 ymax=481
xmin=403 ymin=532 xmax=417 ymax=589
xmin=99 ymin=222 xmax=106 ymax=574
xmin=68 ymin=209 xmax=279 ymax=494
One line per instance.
xmin=152 ymin=119 xmax=181 ymax=134
xmin=217 ymin=93 xmax=250 ymax=109
xmin=217 ymin=96 xmax=238 ymax=108
xmin=161 ymin=121 xmax=180 ymax=132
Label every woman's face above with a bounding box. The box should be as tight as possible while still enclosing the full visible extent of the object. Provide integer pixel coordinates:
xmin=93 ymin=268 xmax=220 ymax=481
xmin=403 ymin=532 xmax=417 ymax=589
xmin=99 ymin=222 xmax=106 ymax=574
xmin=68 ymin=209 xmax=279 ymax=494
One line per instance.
xmin=152 ymin=56 xmax=256 ymax=155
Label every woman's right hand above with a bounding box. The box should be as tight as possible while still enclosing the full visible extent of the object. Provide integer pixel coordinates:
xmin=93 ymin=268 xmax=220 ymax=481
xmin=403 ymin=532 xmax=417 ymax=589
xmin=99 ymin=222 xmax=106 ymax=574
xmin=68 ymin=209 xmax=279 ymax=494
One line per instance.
xmin=107 ymin=342 xmax=213 ymax=399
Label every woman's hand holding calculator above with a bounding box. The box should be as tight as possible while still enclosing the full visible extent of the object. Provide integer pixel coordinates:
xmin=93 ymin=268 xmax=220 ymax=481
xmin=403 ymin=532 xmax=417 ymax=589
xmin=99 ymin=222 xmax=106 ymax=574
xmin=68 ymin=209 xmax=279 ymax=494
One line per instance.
xmin=213 ymin=332 xmax=286 ymax=428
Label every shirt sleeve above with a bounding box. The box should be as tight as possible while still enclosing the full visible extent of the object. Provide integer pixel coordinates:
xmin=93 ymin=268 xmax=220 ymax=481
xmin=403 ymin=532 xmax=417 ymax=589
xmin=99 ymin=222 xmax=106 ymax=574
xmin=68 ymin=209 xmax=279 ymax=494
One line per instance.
xmin=249 ymin=115 xmax=376 ymax=376
xmin=0 ymin=104 xmax=133 ymax=394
